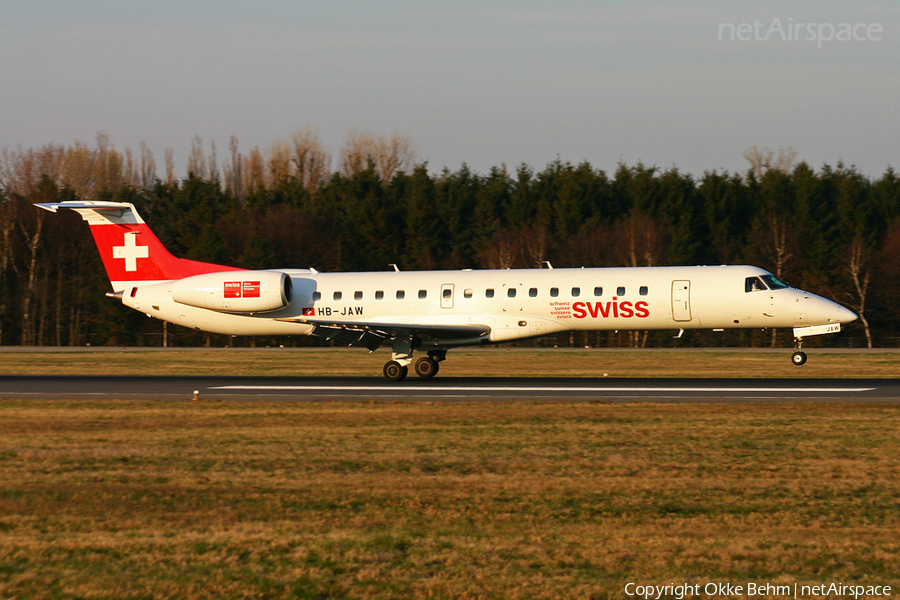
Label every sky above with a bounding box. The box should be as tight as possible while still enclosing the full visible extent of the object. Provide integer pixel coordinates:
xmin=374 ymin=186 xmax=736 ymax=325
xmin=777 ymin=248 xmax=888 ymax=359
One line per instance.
xmin=2 ymin=0 xmax=898 ymax=178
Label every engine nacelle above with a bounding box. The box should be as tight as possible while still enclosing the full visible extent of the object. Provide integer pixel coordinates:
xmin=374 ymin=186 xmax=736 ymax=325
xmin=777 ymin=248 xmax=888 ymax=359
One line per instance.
xmin=171 ymin=270 xmax=293 ymax=313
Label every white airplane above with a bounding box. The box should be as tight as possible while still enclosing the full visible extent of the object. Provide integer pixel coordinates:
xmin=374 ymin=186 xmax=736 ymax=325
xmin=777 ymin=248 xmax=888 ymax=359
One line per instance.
xmin=37 ymin=201 xmax=857 ymax=380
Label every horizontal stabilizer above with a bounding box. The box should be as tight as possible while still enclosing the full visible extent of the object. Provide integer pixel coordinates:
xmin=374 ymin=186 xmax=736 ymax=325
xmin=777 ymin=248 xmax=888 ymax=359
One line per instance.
xmin=35 ymin=201 xmax=144 ymax=225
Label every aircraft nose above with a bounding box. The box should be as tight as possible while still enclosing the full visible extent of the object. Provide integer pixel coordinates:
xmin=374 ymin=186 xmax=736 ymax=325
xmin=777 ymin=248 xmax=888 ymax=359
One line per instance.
xmin=835 ymin=304 xmax=858 ymax=324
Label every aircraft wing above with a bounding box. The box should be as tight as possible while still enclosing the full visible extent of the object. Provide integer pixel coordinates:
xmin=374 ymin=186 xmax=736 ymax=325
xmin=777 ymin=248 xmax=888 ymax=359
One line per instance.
xmin=274 ymin=317 xmax=491 ymax=351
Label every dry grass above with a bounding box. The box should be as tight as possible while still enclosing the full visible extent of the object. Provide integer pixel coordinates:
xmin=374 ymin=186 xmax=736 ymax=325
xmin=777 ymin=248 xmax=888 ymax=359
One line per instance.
xmin=0 ymin=347 xmax=898 ymax=378
xmin=1 ymin=400 xmax=899 ymax=599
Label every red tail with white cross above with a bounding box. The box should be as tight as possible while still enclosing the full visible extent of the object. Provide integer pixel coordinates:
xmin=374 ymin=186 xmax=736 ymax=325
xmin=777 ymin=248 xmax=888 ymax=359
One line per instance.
xmin=35 ymin=201 xmax=240 ymax=290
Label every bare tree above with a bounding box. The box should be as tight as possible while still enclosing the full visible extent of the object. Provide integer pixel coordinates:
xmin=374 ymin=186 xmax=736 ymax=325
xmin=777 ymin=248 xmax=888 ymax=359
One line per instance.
xmin=187 ymin=135 xmax=207 ymax=179
xmin=772 ymin=147 xmax=798 ymax=173
xmin=140 ymin=142 xmax=156 ymax=188
xmin=0 ymin=145 xmax=63 ymax=197
xmin=846 ymin=236 xmax=873 ymax=348
xmin=208 ymin=140 xmax=218 ymax=183
xmin=743 ymin=146 xmax=797 ymax=179
xmin=340 ymin=131 xmax=376 ymax=178
xmin=57 ymin=141 xmax=92 ymax=197
xmin=19 ymin=203 xmax=45 ymax=345
xmin=340 ymin=131 xmax=415 ymax=181
xmin=165 ymin=148 xmax=175 ymax=184
xmin=375 ymin=133 xmax=415 ymax=182
xmin=477 ymin=227 xmax=520 ymax=269
xmin=291 ymin=127 xmax=331 ymax=196
xmin=521 ymin=224 xmax=548 ymax=268
xmin=0 ymin=195 xmax=18 ymax=344
xmin=224 ymin=136 xmax=243 ymax=198
xmin=245 ymin=146 xmax=266 ymax=192
xmin=475 ymin=224 xmax=546 ymax=270
xmin=614 ymin=212 xmax=666 ymax=268
xmin=268 ymin=141 xmax=293 ymax=184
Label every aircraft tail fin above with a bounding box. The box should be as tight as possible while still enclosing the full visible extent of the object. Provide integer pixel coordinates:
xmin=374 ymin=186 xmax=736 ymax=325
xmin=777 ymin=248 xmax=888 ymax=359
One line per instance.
xmin=35 ymin=201 xmax=240 ymax=291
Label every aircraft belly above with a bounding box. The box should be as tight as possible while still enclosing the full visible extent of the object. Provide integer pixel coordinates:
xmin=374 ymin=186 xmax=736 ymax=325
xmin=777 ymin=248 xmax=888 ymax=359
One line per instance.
xmin=139 ymin=298 xmax=316 ymax=337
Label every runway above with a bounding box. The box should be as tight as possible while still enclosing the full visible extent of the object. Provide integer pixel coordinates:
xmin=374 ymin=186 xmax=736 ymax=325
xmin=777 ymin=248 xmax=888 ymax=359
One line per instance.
xmin=1 ymin=375 xmax=898 ymax=402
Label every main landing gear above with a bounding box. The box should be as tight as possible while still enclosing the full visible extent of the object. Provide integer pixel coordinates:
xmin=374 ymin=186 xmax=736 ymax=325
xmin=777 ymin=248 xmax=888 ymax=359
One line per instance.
xmin=383 ymin=361 xmax=408 ymax=381
xmin=382 ymin=338 xmax=446 ymax=381
xmin=414 ymin=355 xmax=440 ymax=378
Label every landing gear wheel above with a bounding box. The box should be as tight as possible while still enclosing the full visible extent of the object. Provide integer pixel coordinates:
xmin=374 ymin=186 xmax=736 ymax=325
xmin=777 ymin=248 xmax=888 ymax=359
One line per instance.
xmin=383 ymin=361 xmax=408 ymax=381
xmin=791 ymin=351 xmax=808 ymax=366
xmin=415 ymin=357 xmax=440 ymax=378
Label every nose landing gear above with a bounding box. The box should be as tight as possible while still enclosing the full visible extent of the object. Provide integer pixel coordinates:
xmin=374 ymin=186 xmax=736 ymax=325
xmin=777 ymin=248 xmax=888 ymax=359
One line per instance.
xmin=791 ymin=337 xmax=807 ymax=366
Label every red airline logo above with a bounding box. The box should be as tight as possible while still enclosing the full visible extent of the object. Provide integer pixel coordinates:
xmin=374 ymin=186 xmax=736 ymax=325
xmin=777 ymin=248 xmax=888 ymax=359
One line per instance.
xmin=572 ymin=298 xmax=649 ymax=319
xmin=224 ymin=282 xmax=241 ymax=298
xmin=224 ymin=281 xmax=261 ymax=299
xmin=242 ymin=281 xmax=260 ymax=298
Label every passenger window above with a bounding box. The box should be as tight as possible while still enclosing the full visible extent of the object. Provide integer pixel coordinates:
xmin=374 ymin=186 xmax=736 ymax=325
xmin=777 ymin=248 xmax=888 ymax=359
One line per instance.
xmin=486 ymin=288 xmax=495 ymax=298
xmin=550 ymin=287 xmax=559 ymax=297
xmin=529 ymin=288 xmax=537 ymax=298
xmin=313 ymin=291 xmax=321 ymax=301
xmin=443 ymin=288 xmax=452 ymax=299
xmin=617 ymin=286 xmax=625 ymax=296
xmin=639 ymin=286 xmax=648 ymax=296
xmin=571 ymin=287 xmax=580 ymax=297
xmin=333 ymin=291 xmax=342 ymax=301
xmin=593 ymin=287 xmax=603 ymax=297
xmin=418 ymin=290 xmax=427 ymax=299
xmin=745 ymin=277 xmax=767 ymax=293
xmin=354 ymin=291 xmax=363 ymax=300
xmin=375 ymin=291 xmax=384 ymax=300
xmin=396 ymin=290 xmax=405 ymax=300
xmin=508 ymin=288 xmax=517 ymax=298
xmin=464 ymin=289 xmax=473 ymax=298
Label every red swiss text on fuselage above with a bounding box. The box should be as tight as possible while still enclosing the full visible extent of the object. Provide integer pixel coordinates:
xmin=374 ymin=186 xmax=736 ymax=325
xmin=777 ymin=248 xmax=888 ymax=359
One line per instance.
xmin=571 ymin=298 xmax=649 ymax=319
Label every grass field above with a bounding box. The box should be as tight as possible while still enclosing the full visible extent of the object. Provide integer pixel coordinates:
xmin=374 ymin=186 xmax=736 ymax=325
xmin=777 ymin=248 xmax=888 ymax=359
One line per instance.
xmin=1 ymin=347 xmax=899 ymax=378
xmin=1 ymin=400 xmax=899 ymax=599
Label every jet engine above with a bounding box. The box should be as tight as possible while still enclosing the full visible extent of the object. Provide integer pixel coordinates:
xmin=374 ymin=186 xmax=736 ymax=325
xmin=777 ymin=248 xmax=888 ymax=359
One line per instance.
xmin=171 ymin=270 xmax=293 ymax=313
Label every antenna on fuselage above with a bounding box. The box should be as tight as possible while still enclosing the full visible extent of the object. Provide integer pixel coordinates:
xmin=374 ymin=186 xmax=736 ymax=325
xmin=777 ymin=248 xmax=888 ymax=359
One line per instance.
xmin=542 ymin=261 xmax=553 ymax=269
xmin=389 ymin=264 xmax=400 ymax=272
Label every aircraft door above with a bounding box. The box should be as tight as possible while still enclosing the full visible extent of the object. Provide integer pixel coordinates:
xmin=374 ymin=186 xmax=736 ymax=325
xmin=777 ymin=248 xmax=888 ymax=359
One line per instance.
xmin=671 ymin=280 xmax=692 ymax=321
xmin=440 ymin=283 xmax=454 ymax=309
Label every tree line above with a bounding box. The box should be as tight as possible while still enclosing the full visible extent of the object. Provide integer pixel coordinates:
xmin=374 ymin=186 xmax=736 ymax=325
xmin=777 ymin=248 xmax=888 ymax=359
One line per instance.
xmin=1 ymin=133 xmax=898 ymax=349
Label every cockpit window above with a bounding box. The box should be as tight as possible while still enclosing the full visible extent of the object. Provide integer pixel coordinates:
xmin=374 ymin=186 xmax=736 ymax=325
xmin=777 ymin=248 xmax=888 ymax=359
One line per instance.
xmin=761 ymin=274 xmax=789 ymax=290
xmin=745 ymin=276 xmax=767 ymax=293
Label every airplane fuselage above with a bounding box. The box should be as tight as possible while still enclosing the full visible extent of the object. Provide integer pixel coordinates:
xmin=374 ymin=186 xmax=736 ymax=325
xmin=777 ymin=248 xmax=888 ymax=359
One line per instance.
xmin=120 ymin=265 xmax=850 ymax=343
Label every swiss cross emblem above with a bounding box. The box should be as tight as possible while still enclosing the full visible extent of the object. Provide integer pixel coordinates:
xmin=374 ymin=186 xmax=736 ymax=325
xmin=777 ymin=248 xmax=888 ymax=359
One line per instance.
xmin=112 ymin=233 xmax=149 ymax=272
xmin=302 ymin=307 xmax=315 ymax=316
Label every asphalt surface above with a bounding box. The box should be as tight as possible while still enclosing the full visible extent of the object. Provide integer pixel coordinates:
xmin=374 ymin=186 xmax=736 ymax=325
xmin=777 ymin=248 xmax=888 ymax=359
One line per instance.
xmin=0 ymin=375 xmax=897 ymax=402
